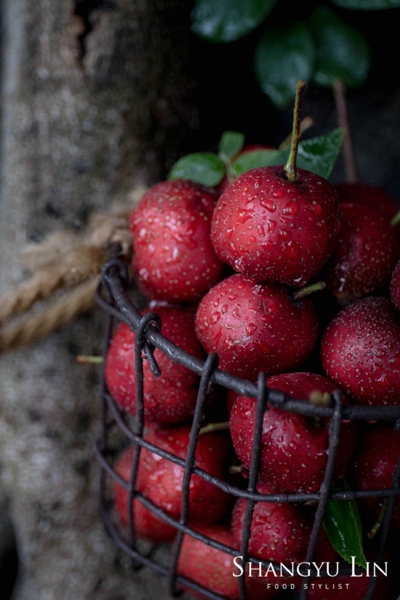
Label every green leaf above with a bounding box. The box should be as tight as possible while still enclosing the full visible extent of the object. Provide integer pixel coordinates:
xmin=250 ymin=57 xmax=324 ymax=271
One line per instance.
xmin=283 ymin=128 xmax=344 ymax=179
xmin=310 ymin=7 xmax=370 ymax=88
xmin=323 ymin=479 xmax=367 ymax=569
xmin=330 ymin=0 xmax=400 ymax=9
xmin=191 ymin=0 xmax=278 ymax=43
xmin=254 ymin=22 xmax=316 ymax=109
xmin=168 ymin=153 xmax=225 ymax=187
xmin=218 ymin=131 xmax=245 ymax=160
xmin=231 ymin=149 xmax=284 ymax=177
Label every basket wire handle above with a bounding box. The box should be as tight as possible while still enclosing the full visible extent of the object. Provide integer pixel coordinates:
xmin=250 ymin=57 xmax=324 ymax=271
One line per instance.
xmin=299 ymin=389 xmax=343 ymax=600
xmin=167 ymin=352 xmax=220 ymax=597
xmin=238 ymin=372 xmax=268 ymax=600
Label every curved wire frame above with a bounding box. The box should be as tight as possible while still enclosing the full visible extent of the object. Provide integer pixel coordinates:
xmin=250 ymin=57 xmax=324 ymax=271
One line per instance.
xmin=96 ymin=258 xmax=400 ymax=600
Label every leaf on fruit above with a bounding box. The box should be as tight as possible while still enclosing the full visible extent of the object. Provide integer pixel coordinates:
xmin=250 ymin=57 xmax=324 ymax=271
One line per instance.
xmin=191 ymin=0 xmax=278 ymax=43
xmin=231 ymin=149 xmax=283 ymax=177
xmin=219 ymin=131 xmax=245 ymax=160
xmin=323 ymin=478 xmax=367 ymax=569
xmin=281 ymin=128 xmax=344 ymax=179
xmin=330 ymin=0 xmax=400 ymax=8
xmin=310 ymin=7 xmax=370 ymax=88
xmin=168 ymin=153 xmax=226 ymax=187
xmin=254 ymin=22 xmax=316 ymax=109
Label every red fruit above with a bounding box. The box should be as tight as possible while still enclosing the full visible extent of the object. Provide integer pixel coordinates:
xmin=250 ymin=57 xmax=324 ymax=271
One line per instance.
xmin=105 ymin=304 xmax=204 ymax=425
xmin=229 ymin=373 xmax=357 ymax=493
xmin=195 ymin=273 xmax=318 ymax=382
xmin=130 ymin=179 xmax=225 ymax=302
xmin=177 ymin=524 xmax=276 ymax=600
xmin=321 ymin=297 xmax=400 ymax=406
xmin=211 ymin=165 xmax=341 ymax=287
xmin=231 ymin=481 xmax=311 ymax=564
xmin=336 ymin=182 xmax=400 ymax=229
xmin=326 ymin=200 xmax=400 ymax=305
xmin=113 ymin=446 xmax=177 ymax=543
xmin=390 ymin=258 xmax=400 ymax=310
xmin=352 ymin=427 xmax=400 ymax=529
xmin=137 ymin=424 xmax=232 ymax=525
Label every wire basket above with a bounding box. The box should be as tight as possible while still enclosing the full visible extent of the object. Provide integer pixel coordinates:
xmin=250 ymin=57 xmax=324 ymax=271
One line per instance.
xmin=95 ymin=256 xmax=400 ymax=600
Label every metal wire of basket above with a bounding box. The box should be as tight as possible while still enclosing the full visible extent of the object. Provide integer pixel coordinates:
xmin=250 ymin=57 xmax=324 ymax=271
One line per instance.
xmin=95 ymin=257 xmax=400 ymax=600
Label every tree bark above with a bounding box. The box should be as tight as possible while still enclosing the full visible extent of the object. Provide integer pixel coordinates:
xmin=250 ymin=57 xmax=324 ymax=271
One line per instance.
xmin=0 ymin=1 xmax=196 ymax=598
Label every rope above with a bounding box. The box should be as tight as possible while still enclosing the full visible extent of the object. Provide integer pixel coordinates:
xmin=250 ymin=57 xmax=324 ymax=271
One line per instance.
xmin=0 ymin=186 xmax=146 ymax=352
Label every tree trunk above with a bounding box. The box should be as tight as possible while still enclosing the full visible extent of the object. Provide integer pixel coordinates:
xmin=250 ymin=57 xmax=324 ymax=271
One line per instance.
xmin=0 ymin=1 xmax=196 ymax=598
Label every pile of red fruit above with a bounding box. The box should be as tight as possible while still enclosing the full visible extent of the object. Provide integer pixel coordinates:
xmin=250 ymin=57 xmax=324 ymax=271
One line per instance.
xmin=102 ymin=93 xmax=400 ymax=599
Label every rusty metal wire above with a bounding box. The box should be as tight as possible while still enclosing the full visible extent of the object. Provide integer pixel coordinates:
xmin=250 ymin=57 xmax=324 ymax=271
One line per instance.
xmin=96 ymin=258 xmax=400 ymax=600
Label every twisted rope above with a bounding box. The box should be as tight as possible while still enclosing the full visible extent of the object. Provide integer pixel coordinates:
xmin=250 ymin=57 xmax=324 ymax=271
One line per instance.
xmin=0 ymin=186 xmax=146 ymax=352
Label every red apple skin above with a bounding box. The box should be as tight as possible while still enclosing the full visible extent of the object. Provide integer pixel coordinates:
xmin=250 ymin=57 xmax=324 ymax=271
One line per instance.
xmin=229 ymin=373 xmax=357 ymax=493
xmin=137 ymin=424 xmax=233 ymax=525
xmin=130 ymin=179 xmax=225 ymax=303
xmin=195 ymin=273 xmax=318 ymax=382
xmin=105 ymin=304 xmax=204 ymax=425
xmin=177 ymin=524 xmax=277 ymax=600
xmin=113 ymin=446 xmax=177 ymax=543
xmin=211 ymin=165 xmax=341 ymax=287
xmin=336 ymin=182 xmax=400 ymax=230
xmin=390 ymin=258 xmax=400 ymax=310
xmin=321 ymin=297 xmax=400 ymax=406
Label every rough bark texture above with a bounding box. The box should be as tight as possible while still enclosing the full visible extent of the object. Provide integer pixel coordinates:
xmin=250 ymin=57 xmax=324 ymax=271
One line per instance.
xmin=0 ymin=1 xmax=196 ymax=598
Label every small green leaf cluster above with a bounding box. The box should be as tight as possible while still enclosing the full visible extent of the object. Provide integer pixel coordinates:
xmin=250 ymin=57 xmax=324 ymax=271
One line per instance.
xmin=168 ymin=128 xmax=344 ymax=187
xmin=191 ymin=0 xmax=399 ymax=107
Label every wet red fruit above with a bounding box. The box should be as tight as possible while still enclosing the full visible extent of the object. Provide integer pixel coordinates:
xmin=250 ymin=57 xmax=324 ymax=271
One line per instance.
xmin=130 ymin=179 xmax=225 ymax=302
xmin=177 ymin=524 xmax=276 ymax=600
xmin=390 ymin=258 xmax=400 ymax=310
xmin=105 ymin=304 xmax=204 ymax=425
xmin=352 ymin=427 xmax=400 ymax=530
xmin=211 ymin=165 xmax=341 ymax=287
xmin=321 ymin=297 xmax=400 ymax=406
xmin=113 ymin=446 xmax=177 ymax=543
xmin=195 ymin=273 xmax=318 ymax=382
xmin=326 ymin=200 xmax=400 ymax=305
xmin=229 ymin=373 xmax=357 ymax=493
xmin=231 ymin=481 xmax=311 ymax=564
xmin=336 ymin=182 xmax=400 ymax=230
xmin=137 ymin=424 xmax=232 ymax=525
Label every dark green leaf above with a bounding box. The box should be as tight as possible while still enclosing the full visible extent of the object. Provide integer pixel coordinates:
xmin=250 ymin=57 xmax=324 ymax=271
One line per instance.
xmin=323 ymin=479 xmax=367 ymax=569
xmin=231 ymin=149 xmax=284 ymax=177
xmin=330 ymin=0 xmax=400 ymax=8
xmin=310 ymin=7 xmax=370 ymax=88
xmin=290 ymin=128 xmax=344 ymax=179
xmin=219 ymin=131 xmax=245 ymax=160
xmin=168 ymin=153 xmax=225 ymax=187
xmin=191 ymin=0 xmax=277 ymax=43
xmin=254 ymin=22 xmax=316 ymax=109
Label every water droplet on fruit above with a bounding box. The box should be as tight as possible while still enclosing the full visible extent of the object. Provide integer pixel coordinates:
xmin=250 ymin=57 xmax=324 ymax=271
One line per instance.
xmin=375 ymin=348 xmax=386 ymax=358
xmin=232 ymin=307 xmax=241 ymax=319
xmin=249 ymin=235 xmax=257 ymax=243
xmin=234 ymin=257 xmax=245 ymax=271
xmin=260 ymin=199 xmax=277 ymax=212
xmin=282 ymin=241 xmax=300 ymax=260
xmin=237 ymin=209 xmax=253 ymax=223
xmin=257 ymin=224 xmax=265 ymax=237
xmin=272 ymin=190 xmax=283 ymax=198
xmin=228 ymin=292 xmax=238 ymax=300
xmin=211 ymin=312 xmax=221 ymax=324
xmin=279 ymin=229 xmax=289 ymax=239
xmin=266 ymin=220 xmax=276 ymax=233
xmin=246 ymin=323 xmax=257 ymax=336
xmin=221 ymin=304 xmax=228 ymax=314
xmin=226 ymin=228 xmax=233 ymax=239
xmin=307 ymin=202 xmax=322 ymax=216
xmin=376 ymin=373 xmax=391 ymax=387
xmin=283 ymin=199 xmax=298 ymax=215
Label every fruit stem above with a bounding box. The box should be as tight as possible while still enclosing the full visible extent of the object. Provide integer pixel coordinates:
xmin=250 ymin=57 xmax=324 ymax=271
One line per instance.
xmin=199 ymin=421 xmax=230 ymax=436
xmin=279 ymin=116 xmax=314 ymax=150
xmin=76 ymin=355 xmax=103 ymax=364
xmin=333 ymin=79 xmax=358 ymax=183
xmin=293 ymin=281 xmax=326 ymax=301
xmin=367 ymin=501 xmax=387 ymax=539
xmin=284 ymin=80 xmax=306 ymax=182
xmin=391 ymin=209 xmax=400 ymax=228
